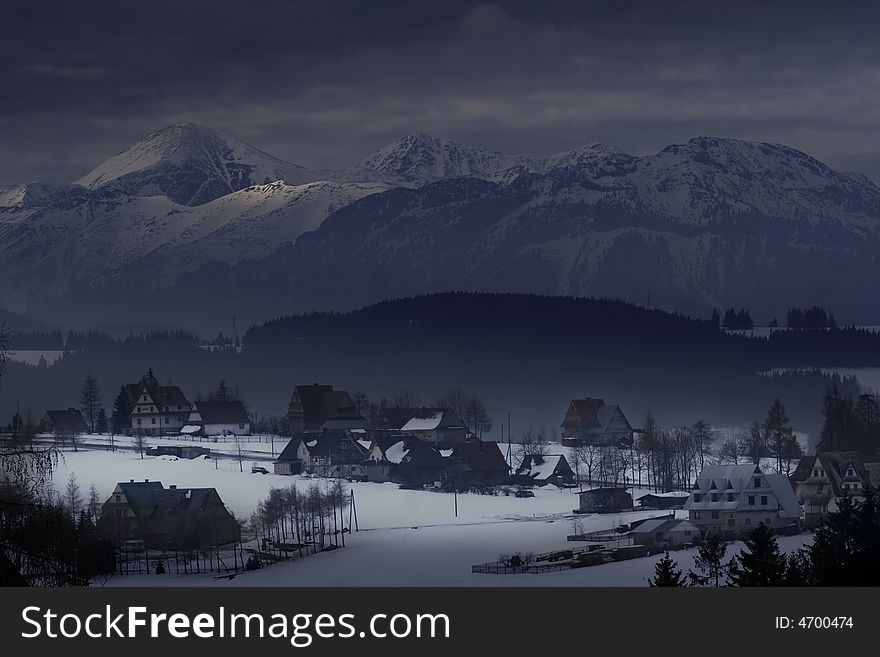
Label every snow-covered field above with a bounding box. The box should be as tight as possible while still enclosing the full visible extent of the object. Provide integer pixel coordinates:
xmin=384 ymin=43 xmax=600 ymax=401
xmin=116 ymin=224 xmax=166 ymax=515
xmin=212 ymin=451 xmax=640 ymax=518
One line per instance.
xmin=52 ymin=446 xmax=811 ymax=587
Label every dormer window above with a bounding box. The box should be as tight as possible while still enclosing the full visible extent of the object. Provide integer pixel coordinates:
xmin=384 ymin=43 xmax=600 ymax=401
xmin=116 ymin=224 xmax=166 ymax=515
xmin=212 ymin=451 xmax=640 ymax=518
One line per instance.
xmin=753 ymin=477 xmax=761 ymax=488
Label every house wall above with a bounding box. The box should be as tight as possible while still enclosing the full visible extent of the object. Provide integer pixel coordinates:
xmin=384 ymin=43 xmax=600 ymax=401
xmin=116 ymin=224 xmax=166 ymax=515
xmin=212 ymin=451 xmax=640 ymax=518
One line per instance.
xmin=203 ymin=422 xmax=251 ymax=436
xmin=689 ymin=509 xmax=793 ymax=538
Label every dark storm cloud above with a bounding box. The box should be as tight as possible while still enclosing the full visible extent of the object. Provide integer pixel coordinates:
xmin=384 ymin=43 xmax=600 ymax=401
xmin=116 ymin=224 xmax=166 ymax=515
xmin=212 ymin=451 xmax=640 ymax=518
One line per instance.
xmin=3 ymin=0 xmax=880 ymax=184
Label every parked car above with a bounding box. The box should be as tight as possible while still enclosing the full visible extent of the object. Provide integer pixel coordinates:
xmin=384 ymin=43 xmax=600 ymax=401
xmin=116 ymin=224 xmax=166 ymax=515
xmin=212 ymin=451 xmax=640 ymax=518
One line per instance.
xmin=251 ymin=463 xmax=269 ymax=474
xmin=515 ymin=489 xmax=535 ymax=498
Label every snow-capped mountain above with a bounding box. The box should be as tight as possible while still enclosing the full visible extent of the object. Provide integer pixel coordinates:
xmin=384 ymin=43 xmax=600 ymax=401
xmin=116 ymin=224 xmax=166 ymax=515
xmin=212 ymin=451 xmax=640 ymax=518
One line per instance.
xmin=0 ymin=177 xmax=386 ymax=314
xmin=76 ymin=122 xmax=394 ymax=205
xmin=359 ymin=133 xmax=521 ymax=184
xmin=261 ymin=136 xmax=880 ymax=324
xmin=3 ymin=127 xmax=880 ymax=330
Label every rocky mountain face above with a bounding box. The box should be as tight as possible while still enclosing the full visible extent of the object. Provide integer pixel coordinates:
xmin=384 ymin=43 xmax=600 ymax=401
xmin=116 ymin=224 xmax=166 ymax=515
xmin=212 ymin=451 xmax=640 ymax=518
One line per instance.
xmin=2 ymin=125 xmax=879 ymax=331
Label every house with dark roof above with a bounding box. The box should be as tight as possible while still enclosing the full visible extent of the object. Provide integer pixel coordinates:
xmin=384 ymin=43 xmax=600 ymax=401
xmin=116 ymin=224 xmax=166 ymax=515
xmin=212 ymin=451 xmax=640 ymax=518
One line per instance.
xmin=514 ymin=454 xmax=575 ymax=487
xmin=560 ymin=397 xmax=634 ymax=447
xmin=444 ymin=441 xmax=510 ymax=488
xmin=274 ymin=430 xmax=369 ymax=479
xmin=286 ymin=384 xmax=367 ymax=433
xmin=130 ymin=384 xmax=191 ymax=436
xmin=39 ymin=408 xmax=88 ymax=436
xmin=577 ymin=487 xmax=633 ymax=513
xmin=790 ymin=452 xmax=876 ymax=527
xmin=274 ymin=436 xmax=309 ymax=475
xmin=685 ymin=464 xmax=801 ymax=538
xmin=181 ymin=400 xmax=250 ymax=437
xmin=629 ymin=517 xmax=701 ymax=549
xmin=392 ymin=440 xmax=449 ymax=488
xmin=364 ymin=435 xmax=416 ymax=482
xmin=98 ymin=479 xmax=239 ymax=548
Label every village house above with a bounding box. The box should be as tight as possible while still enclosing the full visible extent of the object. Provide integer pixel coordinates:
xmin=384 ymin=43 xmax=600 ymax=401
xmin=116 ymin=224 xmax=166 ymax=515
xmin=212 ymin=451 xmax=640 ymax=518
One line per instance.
xmin=444 ymin=440 xmax=510 ymax=489
xmin=790 ymin=452 xmax=877 ymax=527
xmin=129 ymin=383 xmax=191 ymax=436
xmin=514 ymin=454 xmax=576 ymax=487
xmin=364 ymin=435 xmax=417 ymax=483
xmin=560 ymin=397 xmax=635 ymax=447
xmin=274 ymin=430 xmax=369 ymax=479
xmin=286 ymin=384 xmax=367 ymax=433
xmin=577 ymin=487 xmax=634 ymax=513
xmin=629 ymin=517 xmax=701 ymax=549
xmin=97 ymin=479 xmax=240 ymax=549
xmin=146 ymin=445 xmax=212 ymax=459
xmin=399 ymin=407 xmax=470 ymax=444
xmin=39 ymin=408 xmax=88 ymax=436
xmin=636 ymin=491 xmax=691 ymax=510
xmin=390 ymin=440 xmax=449 ymax=488
xmin=181 ymin=400 xmax=251 ymax=437
xmin=685 ymin=464 xmax=801 ymax=538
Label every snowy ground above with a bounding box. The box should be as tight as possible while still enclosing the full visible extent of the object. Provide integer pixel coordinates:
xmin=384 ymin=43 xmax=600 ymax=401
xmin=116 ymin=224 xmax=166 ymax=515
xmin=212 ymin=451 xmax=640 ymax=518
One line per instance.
xmin=52 ymin=447 xmax=811 ymax=587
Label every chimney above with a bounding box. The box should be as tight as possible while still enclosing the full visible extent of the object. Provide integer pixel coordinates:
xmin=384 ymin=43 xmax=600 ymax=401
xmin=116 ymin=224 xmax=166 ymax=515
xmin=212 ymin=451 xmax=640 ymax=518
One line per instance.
xmin=129 ymin=479 xmax=134 ymax=483
xmin=144 ymin=479 xmax=149 ymax=483
xmin=169 ymin=485 xmax=176 ymax=489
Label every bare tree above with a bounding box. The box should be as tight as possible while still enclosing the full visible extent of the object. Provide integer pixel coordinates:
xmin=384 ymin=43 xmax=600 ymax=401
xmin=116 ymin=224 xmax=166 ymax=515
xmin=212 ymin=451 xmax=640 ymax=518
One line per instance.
xmin=692 ymin=419 xmax=713 ymax=470
xmin=233 ymin=433 xmax=247 ymax=473
xmin=133 ymin=433 xmax=146 ymax=459
xmin=517 ymin=427 xmax=549 ymax=466
xmin=392 ymin=389 xmax=421 ymax=408
xmin=737 ymin=421 xmax=765 ymax=465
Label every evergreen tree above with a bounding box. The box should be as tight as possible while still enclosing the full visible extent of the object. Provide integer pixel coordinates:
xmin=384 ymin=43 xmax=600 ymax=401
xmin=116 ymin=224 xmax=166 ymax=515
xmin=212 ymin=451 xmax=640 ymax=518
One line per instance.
xmin=727 ymin=523 xmax=787 ymax=586
xmin=689 ymin=533 xmax=728 ymax=586
xmin=807 ymin=488 xmax=880 ymax=585
xmin=820 ymin=382 xmax=855 ymax=451
xmin=95 ymin=408 xmax=108 ymax=434
xmin=764 ymin=398 xmax=795 ymax=474
xmin=210 ymin=379 xmax=231 ymax=402
xmin=64 ymin=473 xmax=83 ymax=523
xmin=648 ymin=552 xmax=687 ymax=587
xmin=79 ymin=374 xmax=101 ymax=433
xmin=111 ymin=385 xmax=133 ymax=434
xmin=710 ymin=309 xmax=720 ymax=329
xmin=87 ymin=482 xmax=102 ymax=523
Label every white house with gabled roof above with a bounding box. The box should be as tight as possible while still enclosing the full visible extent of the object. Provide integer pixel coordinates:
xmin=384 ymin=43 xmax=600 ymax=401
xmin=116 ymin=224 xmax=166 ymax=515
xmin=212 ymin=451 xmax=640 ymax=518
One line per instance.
xmin=685 ymin=463 xmax=801 ymax=538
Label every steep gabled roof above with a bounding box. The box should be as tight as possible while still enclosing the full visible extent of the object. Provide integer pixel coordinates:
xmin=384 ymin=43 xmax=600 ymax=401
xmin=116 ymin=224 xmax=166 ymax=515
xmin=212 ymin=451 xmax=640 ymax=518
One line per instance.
xmin=117 ymin=480 xmax=165 ymax=514
xmin=562 ymin=398 xmax=605 ymax=429
xmin=276 ymin=436 xmax=306 ymax=463
xmin=43 ymin=408 xmax=88 ymax=433
xmin=451 ymin=441 xmax=509 ymax=472
xmin=194 ymin=400 xmax=249 ymax=425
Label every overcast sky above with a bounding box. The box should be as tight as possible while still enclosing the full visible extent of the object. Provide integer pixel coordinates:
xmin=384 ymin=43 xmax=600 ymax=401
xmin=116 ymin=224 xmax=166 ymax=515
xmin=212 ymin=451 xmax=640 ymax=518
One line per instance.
xmin=3 ymin=0 xmax=880 ymax=184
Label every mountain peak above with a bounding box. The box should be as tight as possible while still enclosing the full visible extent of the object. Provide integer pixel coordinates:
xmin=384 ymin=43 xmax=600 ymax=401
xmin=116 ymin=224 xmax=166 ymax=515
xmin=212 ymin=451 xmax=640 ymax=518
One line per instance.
xmin=74 ymin=123 xmax=311 ymax=205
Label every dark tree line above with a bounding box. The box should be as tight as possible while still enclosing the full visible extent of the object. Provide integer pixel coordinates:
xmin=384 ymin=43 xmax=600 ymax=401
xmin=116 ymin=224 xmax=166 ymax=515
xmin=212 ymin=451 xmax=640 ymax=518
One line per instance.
xmin=819 ymin=382 xmax=880 ymax=453
xmin=786 ymin=306 xmax=837 ymax=330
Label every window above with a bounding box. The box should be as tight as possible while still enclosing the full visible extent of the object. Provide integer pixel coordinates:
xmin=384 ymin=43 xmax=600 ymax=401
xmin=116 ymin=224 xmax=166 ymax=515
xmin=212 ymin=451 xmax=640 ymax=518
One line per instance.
xmin=727 ymin=493 xmax=735 ymax=502
xmin=693 ymin=512 xmax=702 ymax=519
xmin=164 ymin=417 xmax=169 ymax=424
xmin=114 ymin=509 xmax=122 ymax=518
xmin=693 ymin=494 xmax=702 ymax=502
xmin=761 ymin=496 xmax=768 ymax=505
xmin=239 ymin=423 xmax=245 ymax=429
xmin=711 ymin=511 xmax=719 ymax=520
xmin=812 ymin=469 xmax=819 ymax=477
xmin=843 ymin=483 xmax=849 ymax=490
xmin=711 ymin=493 xmax=719 ymax=502
xmin=753 ymin=477 xmax=761 ymax=487
xmin=727 ymin=518 xmax=735 ymax=527
xmin=817 ymin=484 xmax=824 ymax=492
xmin=137 ymin=406 xmax=141 ymax=413
xmin=151 ymin=418 xmax=156 ymax=425
xmin=748 ymin=495 xmax=755 ymax=506
xmin=115 ymin=495 xmax=121 ymax=502
xmin=137 ymin=418 xmax=142 ymax=426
